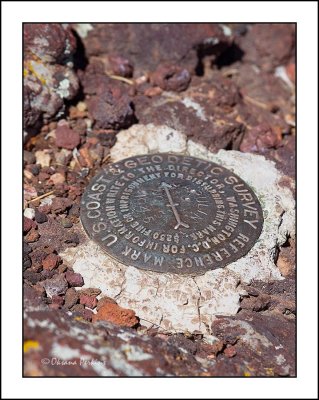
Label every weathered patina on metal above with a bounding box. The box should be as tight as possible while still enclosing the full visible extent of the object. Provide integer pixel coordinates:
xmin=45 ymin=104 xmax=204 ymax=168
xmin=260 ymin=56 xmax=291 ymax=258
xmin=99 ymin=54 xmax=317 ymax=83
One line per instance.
xmin=80 ymin=154 xmax=263 ymax=275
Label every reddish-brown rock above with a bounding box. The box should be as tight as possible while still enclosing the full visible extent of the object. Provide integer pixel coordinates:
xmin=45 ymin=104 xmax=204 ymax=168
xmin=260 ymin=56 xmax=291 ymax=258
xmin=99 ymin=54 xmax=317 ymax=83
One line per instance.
xmin=108 ymin=54 xmax=133 ymax=77
xmin=240 ymin=123 xmax=282 ymax=153
xmin=238 ymin=24 xmax=295 ymax=72
xmin=92 ymin=303 xmax=138 ymax=327
xmin=55 ymin=125 xmax=81 ymax=150
xmin=42 ymin=253 xmax=60 ymax=271
xmin=87 ymin=85 xmax=135 ymax=130
xmin=64 ymin=287 xmax=79 ymax=309
xmin=65 ymin=271 xmax=84 ymax=287
xmin=79 ymin=294 xmax=98 ymax=309
xmin=150 ymin=64 xmax=191 ymax=92
xmin=81 ymin=24 xmax=232 ymax=75
xmin=23 ymin=216 xmax=33 ymax=233
xmin=24 ymin=228 xmax=40 ymax=243
xmin=24 ymin=23 xmax=76 ymax=63
xmin=23 ymin=24 xmax=79 ymax=132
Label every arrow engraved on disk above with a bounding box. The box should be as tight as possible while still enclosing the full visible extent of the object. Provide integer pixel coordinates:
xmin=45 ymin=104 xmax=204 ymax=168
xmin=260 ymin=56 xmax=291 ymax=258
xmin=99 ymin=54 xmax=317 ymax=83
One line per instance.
xmin=162 ymin=183 xmax=189 ymax=230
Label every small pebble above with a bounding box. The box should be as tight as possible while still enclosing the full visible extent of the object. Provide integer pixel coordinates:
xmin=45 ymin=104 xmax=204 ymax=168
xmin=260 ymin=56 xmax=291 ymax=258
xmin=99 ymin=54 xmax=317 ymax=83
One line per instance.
xmin=23 ymin=241 xmax=32 ymax=254
xmin=35 ymin=150 xmax=51 ymax=168
xmin=61 ymin=218 xmax=73 ymax=228
xmin=144 ymin=86 xmax=163 ymax=97
xmin=92 ymin=303 xmax=139 ymax=327
xmin=34 ymin=209 xmax=48 ymax=223
xmin=38 ymin=172 xmax=50 ymax=182
xmin=51 ymin=197 xmax=73 ymax=214
xmin=26 ymin=164 xmax=40 ymax=176
xmin=24 ymin=208 xmax=35 ymax=220
xmin=49 ymin=173 xmax=65 ymax=185
xmin=55 ymin=149 xmax=71 ymax=165
xmin=24 ymin=170 xmax=34 ymax=180
xmin=24 ymin=270 xmax=43 ymax=285
xmin=64 ymin=288 xmax=79 ymax=309
xmin=77 ymin=101 xmax=87 ymax=112
xmin=25 ymin=228 xmax=40 ymax=243
xmin=55 ymin=125 xmax=81 ymax=150
xmin=42 ymin=253 xmax=60 ymax=271
xmin=23 ymin=254 xmax=32 ymax=271
xmin=70 ymin=304 xmax=85 ymax=313
xmin=79 ymin=288 xmax=101 ymax=297
xmin=58 ymin=264 xmax=68 ymax=273
xmin=24 ymin=150 xmax=36 ymax=165
xmin=24 ymin=184 xmax=37 ymax=202
xmin=23 ymin=217 xmax=33 ymax=233
xmin=40 ymin=196 xmax=54 ymax=207
xmin=80 ymin=294 xmax=98 ymax=309
xmin=41 ymin=269 xmax=56 ymax=279
xmin=42 ymin=274 xmax=68 ymax=298
xmin=65 ymin=270 xmax=84 ymax=287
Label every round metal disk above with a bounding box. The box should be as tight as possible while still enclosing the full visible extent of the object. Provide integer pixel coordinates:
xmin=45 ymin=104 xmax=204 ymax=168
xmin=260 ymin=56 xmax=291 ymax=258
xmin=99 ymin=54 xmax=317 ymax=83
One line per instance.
xmin=80 ymin=153 xmax=264 ymax=275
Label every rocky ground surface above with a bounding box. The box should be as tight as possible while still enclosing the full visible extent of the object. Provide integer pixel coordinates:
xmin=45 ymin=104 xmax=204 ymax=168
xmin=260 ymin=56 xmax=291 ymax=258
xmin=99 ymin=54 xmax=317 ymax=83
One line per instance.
xmin=23 ymin=23 xmax=295 ymax=377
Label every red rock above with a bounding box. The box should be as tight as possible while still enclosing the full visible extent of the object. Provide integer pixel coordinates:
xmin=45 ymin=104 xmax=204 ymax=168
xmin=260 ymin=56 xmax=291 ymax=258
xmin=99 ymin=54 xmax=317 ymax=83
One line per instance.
xmin=208 ymin=340 xmax=224 ymax=356
xmin=24 ymin=23 xmax=76 ymax=63
xmin=24 ymin=24 xmax=79 ymax=132
xmin=108 ymin=55 xmax=133 ymax=78
xmin=92 ymin=303 xmax=139 ymax=327
xmin=79 ymin=294 xmax=98 ymax=309
xmin=87 ymin=85 xmax=135 ymax=130
xmin=82 ymin=24 xmax=230 ymax=75
xmin=42 ymin=253 xmax=60 ymax=271
xmin=51 ymin=197 xmax=73 ymax=214
xmin=150 ymin=64 xmax=191 ymax=92
xmin=25 ymin=228 xmax=40 ymax=243
xmin=239 ymin=24 xmax=295 ymax=72
xmin=24 ymin=216 xmax=33 ymax=233
xmin=38 ymin=204 xmax=51 ymax=214
xmin=65 ymin=270 xmax=84 ymax=287
xmin=55 ymin=125 xmax=80 ymax=150
xmin=224 ymin=345 xmax=237 ymax=358
xmin=64 ymin=288 xmax=79 ymax=309
xmin=240 ymin=123 xmax=282 ymax=153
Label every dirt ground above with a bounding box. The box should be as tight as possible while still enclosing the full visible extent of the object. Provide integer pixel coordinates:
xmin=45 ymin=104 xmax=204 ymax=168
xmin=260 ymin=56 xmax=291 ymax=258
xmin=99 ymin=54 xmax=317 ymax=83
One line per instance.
xmin=23 ymin=23 xmax=295 ymax=377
